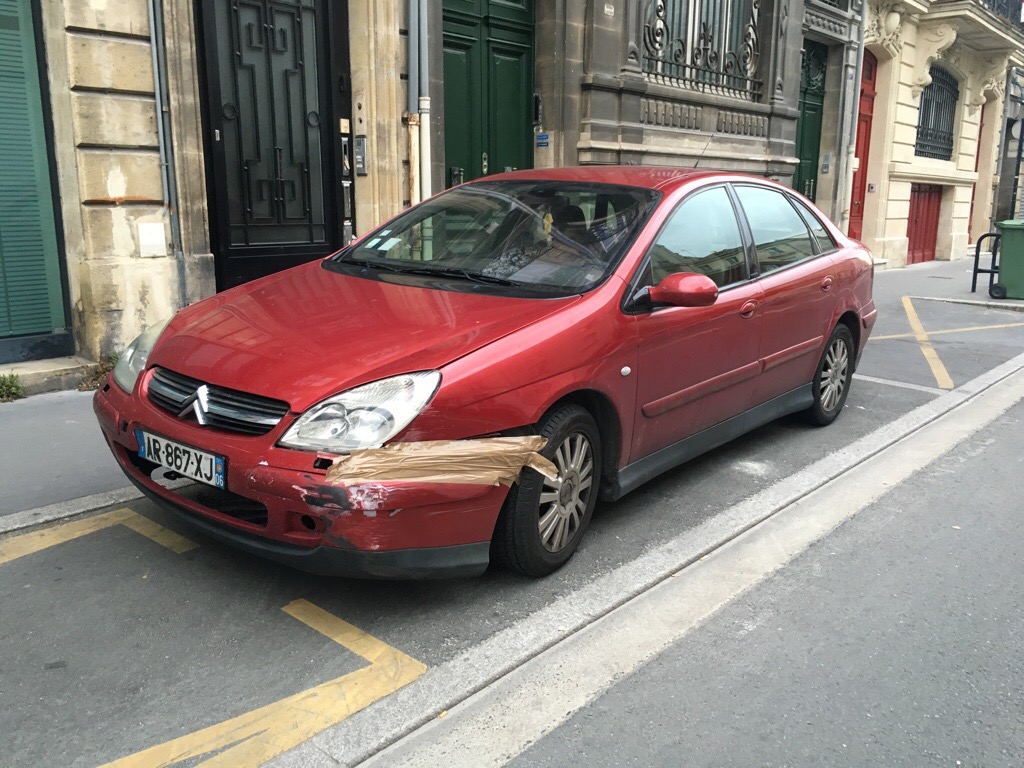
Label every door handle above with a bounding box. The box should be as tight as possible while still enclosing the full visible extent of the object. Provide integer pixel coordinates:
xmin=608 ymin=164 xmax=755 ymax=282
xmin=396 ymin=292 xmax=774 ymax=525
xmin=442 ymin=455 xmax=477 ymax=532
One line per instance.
xmin=821 ymin=276 xmax=834 ymax=292
xmin=739 ymin=301 xmax=757 ymax=318
xmin=481 ymin=152 xmax=489 ymax=175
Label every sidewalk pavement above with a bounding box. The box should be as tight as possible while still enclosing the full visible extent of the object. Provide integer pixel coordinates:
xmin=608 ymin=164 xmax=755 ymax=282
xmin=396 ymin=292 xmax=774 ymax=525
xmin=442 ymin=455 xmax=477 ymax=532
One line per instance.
xmin=0 ymin=256 xmax=1019 ymax=527
xmin=873 ymin=254 xmax=1024 ymax=311
xmin=0 ymin=389 xmax=131 ymax=519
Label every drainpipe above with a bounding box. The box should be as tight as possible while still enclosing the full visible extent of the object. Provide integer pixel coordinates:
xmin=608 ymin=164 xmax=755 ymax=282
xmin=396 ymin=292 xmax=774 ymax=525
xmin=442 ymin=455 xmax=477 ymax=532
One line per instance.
xmin=147 ymin=0 xmax=187 ymax=309
xmin=838 ymin=16 xmax=866 ymax=236
xmin=406 ymin=0 xmax=421 ymax=206
xmin=418 ymin=0 xmax=431 ymax=201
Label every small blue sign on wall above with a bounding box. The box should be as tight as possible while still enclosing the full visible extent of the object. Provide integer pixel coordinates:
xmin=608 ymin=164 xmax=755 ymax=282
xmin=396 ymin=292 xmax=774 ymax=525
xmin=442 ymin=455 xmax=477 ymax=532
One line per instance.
xmin=536 ymin=133 xmax=549 ymax=147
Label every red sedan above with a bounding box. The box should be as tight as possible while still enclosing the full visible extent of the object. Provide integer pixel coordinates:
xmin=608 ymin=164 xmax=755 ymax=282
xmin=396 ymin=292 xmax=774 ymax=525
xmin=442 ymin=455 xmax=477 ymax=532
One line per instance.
xmin=94 ymin=167 xmax=876 ymax=578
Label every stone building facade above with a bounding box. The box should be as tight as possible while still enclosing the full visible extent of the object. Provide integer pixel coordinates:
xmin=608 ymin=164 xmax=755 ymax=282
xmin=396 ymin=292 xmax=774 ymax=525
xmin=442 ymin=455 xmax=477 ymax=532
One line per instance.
xmin=528 ymin=0 xmax=865 ymax=231
xmin=4 ymin=0 xmax=1023 ymax=369
xmin=856 ymin=0 xmax=1024 ymax=267
xmin=3 ymin=0 xmax=426 ymax=366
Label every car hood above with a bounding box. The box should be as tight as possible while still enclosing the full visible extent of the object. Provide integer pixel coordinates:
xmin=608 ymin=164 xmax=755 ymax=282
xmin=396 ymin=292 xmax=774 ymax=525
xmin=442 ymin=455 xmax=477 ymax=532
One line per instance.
xmin=149 ymin=263 xmax=580 ymax=412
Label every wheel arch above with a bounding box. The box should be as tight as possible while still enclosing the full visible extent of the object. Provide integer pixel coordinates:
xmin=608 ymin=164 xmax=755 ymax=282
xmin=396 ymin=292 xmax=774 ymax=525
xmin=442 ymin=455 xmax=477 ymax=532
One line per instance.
xmin=837 ymin=310 xmax=861 ymax=369
xmin=539 ymin=389 xmax=623 ymax=501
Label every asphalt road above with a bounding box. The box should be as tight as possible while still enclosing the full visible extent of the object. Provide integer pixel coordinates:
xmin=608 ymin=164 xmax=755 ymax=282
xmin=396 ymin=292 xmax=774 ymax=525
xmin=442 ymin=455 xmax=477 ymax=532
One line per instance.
xmin=513 ymin=398 xmax=1024 ymax=768
xmin=1 ymin=258 xmax=1022 ymax=766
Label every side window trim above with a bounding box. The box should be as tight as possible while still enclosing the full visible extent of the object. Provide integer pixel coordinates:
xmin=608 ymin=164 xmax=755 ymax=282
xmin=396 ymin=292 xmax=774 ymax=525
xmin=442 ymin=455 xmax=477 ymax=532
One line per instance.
xmin=731 ymin=182 xmax=823 ymax=278
xmin=726 ymin=183 xmax=759 ymax=278
xmin=788 ymin=194 xmax=839 ymax=255
xmin=620 ymin=182 xmax=756 ymax=314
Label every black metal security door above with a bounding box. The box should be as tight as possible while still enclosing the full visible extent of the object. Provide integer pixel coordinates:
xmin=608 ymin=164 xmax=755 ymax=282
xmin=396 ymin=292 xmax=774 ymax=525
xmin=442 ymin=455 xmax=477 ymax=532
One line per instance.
xmin=200 ymin=0 xmax=354 ymax=289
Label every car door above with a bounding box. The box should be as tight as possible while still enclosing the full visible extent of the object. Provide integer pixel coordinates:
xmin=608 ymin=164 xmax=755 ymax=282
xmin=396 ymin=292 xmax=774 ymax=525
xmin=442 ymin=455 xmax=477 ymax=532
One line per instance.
xmin=732 ymin=184 xmax=840 ymax=406
xmin=630 ymin=185 xmax=764 ymax=462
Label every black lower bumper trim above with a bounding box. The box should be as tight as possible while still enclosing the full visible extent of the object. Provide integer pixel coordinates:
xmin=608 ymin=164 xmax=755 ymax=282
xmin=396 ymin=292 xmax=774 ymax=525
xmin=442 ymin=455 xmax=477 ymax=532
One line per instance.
xmin=124 ymin=473 xmax=491 ymax=579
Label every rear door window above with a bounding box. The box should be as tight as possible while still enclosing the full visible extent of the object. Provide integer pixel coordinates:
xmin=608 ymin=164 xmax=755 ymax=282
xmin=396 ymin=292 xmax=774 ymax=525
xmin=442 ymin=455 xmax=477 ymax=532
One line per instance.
xmin=734 ymin=186 xmax=817 ymax=274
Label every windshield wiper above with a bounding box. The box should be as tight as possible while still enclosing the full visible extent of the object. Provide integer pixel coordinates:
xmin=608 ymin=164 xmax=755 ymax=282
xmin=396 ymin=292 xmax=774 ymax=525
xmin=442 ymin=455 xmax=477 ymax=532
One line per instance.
xmin=425 ymin=268 xmax=524 ymax=286
xmin=340 ymin=257 xmax=408 ymax=274
xmin=336 ymin=259 xmax=526 ymax=287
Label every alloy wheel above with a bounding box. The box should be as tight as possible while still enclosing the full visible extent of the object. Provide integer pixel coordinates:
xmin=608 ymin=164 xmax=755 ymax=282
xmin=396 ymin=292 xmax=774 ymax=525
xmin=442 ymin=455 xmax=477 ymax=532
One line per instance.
xmin=820 ymin=337 xmax=850 ymax=413
xmin=538 ymin=433 xmax=594 ymax=553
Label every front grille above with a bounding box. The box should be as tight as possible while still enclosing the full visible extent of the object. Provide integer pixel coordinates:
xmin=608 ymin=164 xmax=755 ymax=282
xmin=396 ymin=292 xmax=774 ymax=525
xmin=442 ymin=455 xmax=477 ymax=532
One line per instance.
xmin=147 ymin=367 xmax=289 ymax=436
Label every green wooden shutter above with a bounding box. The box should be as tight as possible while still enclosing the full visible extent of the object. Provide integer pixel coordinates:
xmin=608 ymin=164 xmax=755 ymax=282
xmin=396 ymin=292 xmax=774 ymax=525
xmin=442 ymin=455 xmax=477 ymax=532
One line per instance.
xmin=0 ymin=0 xmax=65 ymax=339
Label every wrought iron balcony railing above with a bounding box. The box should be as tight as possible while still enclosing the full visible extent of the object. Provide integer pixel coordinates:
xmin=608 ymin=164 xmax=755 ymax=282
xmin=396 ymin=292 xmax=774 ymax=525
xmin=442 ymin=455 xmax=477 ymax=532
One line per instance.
xmin=979 ymin=0 xmax=1024 ymax=32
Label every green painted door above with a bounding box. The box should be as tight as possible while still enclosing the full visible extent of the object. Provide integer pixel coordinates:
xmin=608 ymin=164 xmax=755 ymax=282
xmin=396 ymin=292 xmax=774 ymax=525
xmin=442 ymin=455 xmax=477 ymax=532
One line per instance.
xmin=0 ymin=0 xmax=65 ymax=345
xmin=794 ymin=40 xmax=828 ymax=202
xmin=442 ymin=0 xmax=533 ymax=187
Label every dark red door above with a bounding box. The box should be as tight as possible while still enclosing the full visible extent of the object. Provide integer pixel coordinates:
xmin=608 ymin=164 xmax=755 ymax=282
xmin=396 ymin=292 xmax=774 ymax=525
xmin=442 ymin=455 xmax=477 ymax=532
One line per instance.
xmin=849 ymin=50 xmax=877 ymax=241
xmin=907 ymin=184 xmax=942 ymax=264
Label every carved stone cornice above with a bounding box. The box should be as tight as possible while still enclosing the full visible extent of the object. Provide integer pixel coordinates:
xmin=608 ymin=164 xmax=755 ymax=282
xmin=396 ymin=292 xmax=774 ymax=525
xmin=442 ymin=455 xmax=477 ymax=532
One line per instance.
xmin=864 ymin=1 xmax=906 ymax=58
xmin=911 ymin=22 xmax=958 ymax=97
xmin=805 ymin=7 xmax=849 ymax=40
xmin=967 ymin=52 xmax=1010 ymax=113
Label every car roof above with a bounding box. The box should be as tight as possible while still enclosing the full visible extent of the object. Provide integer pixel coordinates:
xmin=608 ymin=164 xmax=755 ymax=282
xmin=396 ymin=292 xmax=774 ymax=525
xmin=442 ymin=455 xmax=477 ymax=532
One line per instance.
xmin=477 ymin=166 xmax=760 ymax=194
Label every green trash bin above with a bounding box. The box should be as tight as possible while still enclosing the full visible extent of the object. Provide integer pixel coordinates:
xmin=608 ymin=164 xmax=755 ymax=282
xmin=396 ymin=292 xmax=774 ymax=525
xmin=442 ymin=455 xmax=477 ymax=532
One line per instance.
xmin=994 ymin=220 xmax=1024 ymax=299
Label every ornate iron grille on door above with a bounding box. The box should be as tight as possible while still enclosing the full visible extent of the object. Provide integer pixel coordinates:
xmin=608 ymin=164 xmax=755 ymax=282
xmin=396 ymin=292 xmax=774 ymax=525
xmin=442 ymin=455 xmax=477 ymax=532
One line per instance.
xmin=915 ymin=65 xmax=959 ymax=161
xmin=217 ymin=0 xmax=327 ymax=247
xmin=642 ymin=0 xmax=761 ymax=100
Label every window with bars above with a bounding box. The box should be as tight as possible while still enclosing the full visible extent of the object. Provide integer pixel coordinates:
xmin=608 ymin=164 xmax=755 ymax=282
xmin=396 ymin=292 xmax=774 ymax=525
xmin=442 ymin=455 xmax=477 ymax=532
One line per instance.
xmin=642 ymin=0 xmax=761 ymax=101
xmin=915 ymin=66 xmax=959 ymax=161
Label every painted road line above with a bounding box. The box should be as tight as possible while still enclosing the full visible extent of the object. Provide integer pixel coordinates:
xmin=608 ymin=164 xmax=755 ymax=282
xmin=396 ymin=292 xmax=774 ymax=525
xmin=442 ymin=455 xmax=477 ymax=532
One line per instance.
xmin=102 ymin=599 xmax=427 ymax=768
xmin=0 ymin=486 xmax=142 ymax=536
xmin=852 ymin=373 xmax=947 ymax=395
xmin=0 ymin=507 xmax=195 ymax=565
xmin=274 ymin=349 xmax=1024 ymax=768
xmin=871 ymin=320 xmax=1024 ymax=341
xmin=365 ymin=359 xmax=1024 ymax=767
xmin=902 ymin=295 xmax=954 ymax=389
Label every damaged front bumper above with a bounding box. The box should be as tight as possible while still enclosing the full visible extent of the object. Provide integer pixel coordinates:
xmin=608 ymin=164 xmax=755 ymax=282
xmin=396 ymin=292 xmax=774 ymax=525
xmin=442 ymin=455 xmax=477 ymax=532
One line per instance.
xmin=93 ymin=378 xmax=509 ymax=578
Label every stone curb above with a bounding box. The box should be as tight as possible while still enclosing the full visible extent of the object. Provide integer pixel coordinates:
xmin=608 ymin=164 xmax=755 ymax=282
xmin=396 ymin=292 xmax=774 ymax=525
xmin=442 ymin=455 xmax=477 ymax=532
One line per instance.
xmin=0 ymin=487 xmax=142 ymax=537
xmin=910 ymin=295 xmax=1024 ymax=312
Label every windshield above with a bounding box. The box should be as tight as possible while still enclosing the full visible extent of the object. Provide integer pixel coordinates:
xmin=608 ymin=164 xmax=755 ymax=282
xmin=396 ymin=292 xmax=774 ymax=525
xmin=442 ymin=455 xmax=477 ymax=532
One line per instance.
xmin=326 ymin=180 xmax=660 ymax=296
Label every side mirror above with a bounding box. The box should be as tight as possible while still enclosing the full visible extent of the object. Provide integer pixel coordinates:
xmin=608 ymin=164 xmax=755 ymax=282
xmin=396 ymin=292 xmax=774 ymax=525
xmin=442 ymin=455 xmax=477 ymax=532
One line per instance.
xmin=647 ymin=272 xmax=719 ymax=307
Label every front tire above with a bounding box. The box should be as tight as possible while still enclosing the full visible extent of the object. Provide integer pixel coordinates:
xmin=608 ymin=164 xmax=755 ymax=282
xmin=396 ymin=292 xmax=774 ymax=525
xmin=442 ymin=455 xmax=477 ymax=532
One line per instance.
xmin=491 ymin=404 xmax=601 ymax=577
xmin=802 ymin=324 xmax=854 ymax=426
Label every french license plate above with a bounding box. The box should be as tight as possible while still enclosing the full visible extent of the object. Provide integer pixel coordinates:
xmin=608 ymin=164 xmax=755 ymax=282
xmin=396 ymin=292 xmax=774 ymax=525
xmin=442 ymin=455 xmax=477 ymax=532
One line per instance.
xmin=136 ymin=429 xmax=226 ymax=489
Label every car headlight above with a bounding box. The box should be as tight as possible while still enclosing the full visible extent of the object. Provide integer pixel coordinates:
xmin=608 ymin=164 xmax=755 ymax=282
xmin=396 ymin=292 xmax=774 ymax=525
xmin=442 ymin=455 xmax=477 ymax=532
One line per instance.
xmin=279 ymin=371 xmax=441 ymax=453
xmin=113 ymin=319 xmax=170 ymax=393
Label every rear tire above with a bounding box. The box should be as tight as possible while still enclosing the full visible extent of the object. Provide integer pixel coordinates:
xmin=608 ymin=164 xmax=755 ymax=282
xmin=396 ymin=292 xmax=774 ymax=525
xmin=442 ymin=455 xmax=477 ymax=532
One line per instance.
xmin=802 ymin=324 xmax=854 ymax=426
xmin=491 ymin=404 xmax=601 ymax=577
xmin=990 ymin=282 xmax=1008 ymax=300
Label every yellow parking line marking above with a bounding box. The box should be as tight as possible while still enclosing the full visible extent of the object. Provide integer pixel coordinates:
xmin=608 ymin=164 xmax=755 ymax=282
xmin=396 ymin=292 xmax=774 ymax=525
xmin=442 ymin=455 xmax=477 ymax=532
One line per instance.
xmin=119 ymin=512 xmax=199 ymax=554
xmin=902 ymin=296 xmax=955 ymax=389
xmin=2 ymin=510 xmax=424 ymax=764
xmin=102 ymin=599 xmax=427 ymax=768
xmin=0 ymin=508 xmax=196 ymax=565
xmin=873 ymin=320 xmax=1024 ymax=341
